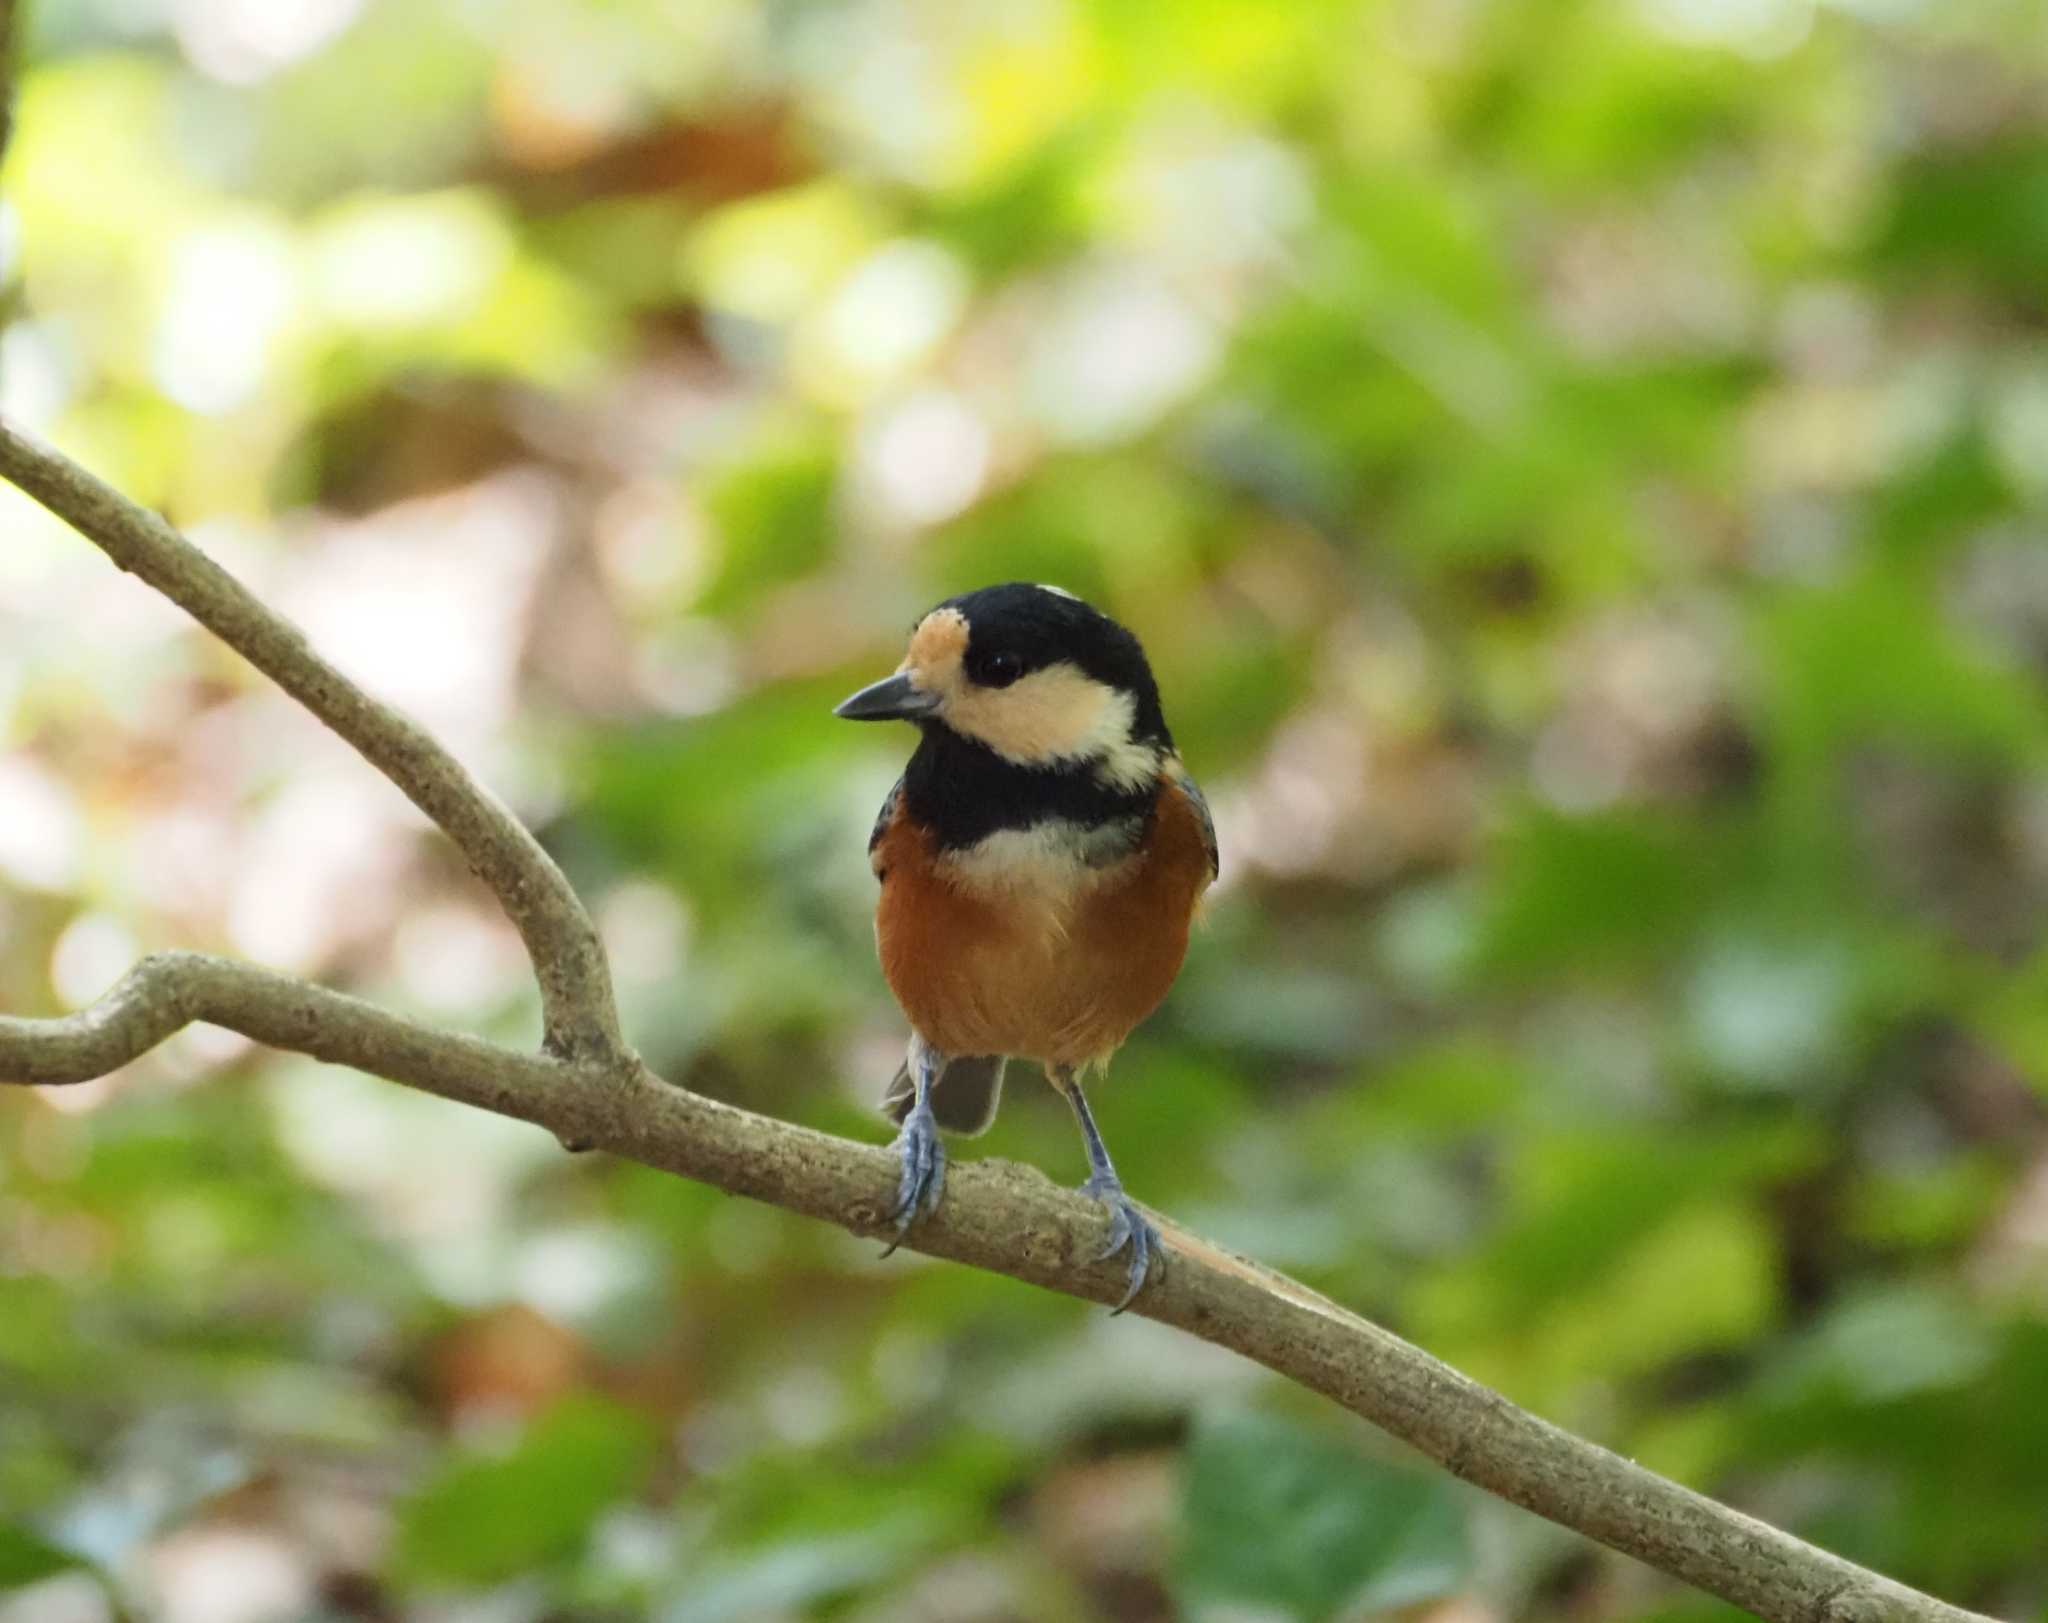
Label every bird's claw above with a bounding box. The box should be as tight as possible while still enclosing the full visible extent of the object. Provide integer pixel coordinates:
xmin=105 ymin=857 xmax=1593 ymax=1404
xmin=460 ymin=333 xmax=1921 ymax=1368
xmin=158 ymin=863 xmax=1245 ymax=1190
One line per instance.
xmin=1080 ymin=1173 xmax=1162 ymax=1313
xmin=881 ymin=1106 xmax=945 ymax=1256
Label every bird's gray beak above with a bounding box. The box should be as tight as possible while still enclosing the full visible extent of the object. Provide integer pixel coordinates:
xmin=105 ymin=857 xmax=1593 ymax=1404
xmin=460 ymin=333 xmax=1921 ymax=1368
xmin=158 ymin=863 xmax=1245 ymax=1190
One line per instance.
xmin=834 ymin=671 xmax=940 ymax=722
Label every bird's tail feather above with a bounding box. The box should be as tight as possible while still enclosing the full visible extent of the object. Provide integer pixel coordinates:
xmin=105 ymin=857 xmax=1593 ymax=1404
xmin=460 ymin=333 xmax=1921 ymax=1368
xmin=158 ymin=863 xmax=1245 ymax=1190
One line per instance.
xmin=881 ymin=1054 xmax=1006 ymax=1137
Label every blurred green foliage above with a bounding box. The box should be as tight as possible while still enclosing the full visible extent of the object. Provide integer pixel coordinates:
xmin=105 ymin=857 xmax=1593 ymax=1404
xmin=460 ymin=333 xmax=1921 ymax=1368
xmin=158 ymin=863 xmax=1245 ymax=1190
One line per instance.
xmin=1179 ymin=1412 xmax=1469 ymax=1621
xmin=2 ymin=0 xmax=2048 ymax=1620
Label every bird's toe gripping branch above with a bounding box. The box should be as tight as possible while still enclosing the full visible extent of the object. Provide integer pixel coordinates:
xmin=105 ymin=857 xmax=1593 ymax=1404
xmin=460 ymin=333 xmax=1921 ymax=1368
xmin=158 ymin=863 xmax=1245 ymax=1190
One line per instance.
xmin=883 ymin=1099 xmax=946 ymax=1254
xmin=1080 ymin=1172 xmax=1162 ymax=1313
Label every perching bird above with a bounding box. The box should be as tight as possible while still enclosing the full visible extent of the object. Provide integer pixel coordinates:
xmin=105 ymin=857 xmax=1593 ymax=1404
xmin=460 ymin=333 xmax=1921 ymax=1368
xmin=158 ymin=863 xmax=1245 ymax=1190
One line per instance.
xmin=835 ymin=583 xmax=1218 ymax=1309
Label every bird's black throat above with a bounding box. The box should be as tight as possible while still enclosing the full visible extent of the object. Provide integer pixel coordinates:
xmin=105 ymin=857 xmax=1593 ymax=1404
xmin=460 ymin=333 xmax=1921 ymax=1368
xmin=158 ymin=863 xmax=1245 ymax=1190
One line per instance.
xmin=902 ymin=723 xmax=1158 ymax=853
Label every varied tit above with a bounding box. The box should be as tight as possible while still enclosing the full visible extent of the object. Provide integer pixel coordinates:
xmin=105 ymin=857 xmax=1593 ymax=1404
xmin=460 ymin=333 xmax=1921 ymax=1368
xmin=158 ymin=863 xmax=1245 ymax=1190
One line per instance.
xmin=835 ymin=582 xmax=1217 ymax=1310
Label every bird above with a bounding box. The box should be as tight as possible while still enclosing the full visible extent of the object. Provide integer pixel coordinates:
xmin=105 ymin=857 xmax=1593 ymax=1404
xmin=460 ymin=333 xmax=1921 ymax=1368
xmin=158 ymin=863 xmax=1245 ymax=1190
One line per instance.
xmin=834 ymin=582 xmax=1218 ymax=1310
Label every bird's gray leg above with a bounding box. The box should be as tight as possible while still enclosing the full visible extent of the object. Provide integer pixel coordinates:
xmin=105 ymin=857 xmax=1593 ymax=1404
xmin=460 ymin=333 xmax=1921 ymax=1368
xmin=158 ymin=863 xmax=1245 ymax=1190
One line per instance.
xmin=883 ymin=1033 xmax=947 ymax=1254
xmin=1050 ymin=1065 xmax=1162 ymax=1312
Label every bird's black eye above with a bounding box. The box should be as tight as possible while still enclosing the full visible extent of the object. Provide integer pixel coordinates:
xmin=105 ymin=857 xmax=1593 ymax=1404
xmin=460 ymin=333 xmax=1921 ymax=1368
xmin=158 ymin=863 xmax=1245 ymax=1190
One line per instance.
xmin=974 ymin=649 xmax=1025 ymax=689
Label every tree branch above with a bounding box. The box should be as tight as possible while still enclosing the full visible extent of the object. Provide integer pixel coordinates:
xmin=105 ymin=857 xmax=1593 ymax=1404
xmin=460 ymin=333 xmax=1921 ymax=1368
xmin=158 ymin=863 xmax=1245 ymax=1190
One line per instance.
xmin=0 ymin=427 xmax=1998 ymax=1623
xmin=0 ymin=421 xmax=622 ymax=1062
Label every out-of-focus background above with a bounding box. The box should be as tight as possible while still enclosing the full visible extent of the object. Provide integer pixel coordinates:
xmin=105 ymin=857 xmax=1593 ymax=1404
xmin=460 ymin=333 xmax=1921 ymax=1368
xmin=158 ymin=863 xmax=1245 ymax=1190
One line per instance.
xmin=3 ymin=0 xmax=2048 ymax=1619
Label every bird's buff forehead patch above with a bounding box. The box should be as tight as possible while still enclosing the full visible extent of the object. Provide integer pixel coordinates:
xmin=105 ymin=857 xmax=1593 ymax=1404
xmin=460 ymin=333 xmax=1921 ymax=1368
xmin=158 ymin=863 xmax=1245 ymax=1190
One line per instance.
xmin=903 ymin=607 xmax=970 ymax=688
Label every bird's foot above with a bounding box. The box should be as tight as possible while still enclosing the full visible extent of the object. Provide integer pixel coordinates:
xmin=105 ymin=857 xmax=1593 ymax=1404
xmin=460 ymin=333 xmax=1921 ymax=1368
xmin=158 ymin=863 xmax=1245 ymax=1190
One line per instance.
xmin=1079 ymin=1172 xmax=1162 ymax=1313
xmin=881 ymin=1104 xmax=946 ymax=1256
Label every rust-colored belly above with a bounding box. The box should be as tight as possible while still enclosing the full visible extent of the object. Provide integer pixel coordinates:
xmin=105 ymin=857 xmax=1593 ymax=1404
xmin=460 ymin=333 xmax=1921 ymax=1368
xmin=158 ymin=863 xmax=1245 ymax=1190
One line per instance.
xmin=874 ymin=784 xmax=1211 ymax=1068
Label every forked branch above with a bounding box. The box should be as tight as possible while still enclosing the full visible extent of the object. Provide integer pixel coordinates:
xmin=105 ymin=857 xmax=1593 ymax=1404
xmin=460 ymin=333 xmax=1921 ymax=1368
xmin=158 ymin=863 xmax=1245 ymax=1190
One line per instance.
xmin=0 ymin=424 xmax=1997 ymax=1623
xmin=0 ymin=424 xmax=622 ymax=1062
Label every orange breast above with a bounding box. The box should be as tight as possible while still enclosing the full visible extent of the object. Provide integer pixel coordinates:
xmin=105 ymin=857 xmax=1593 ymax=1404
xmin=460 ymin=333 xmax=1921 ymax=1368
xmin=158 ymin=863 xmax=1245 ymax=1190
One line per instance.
xmin=874 ymin=780 xmax=1213 ymax=1069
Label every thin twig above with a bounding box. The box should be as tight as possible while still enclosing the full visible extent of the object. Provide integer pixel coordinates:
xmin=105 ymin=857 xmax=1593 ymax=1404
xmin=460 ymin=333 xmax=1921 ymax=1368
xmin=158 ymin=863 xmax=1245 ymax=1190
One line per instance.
xmin=0 ymin=421 xmax=622 ymax=1062
xmin=0 ymin=429 xmax=2001 ymax=1623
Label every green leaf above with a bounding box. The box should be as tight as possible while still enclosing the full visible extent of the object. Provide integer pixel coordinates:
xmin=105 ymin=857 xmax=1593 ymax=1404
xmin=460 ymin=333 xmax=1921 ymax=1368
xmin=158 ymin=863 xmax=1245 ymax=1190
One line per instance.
xmin=1420 ymin=1127 xmax=1816 ymax=1334
xmin=1178 ymin=1411 xmax=1470 ymax=1623
xmin=922 ymin=122 xmax=1098 ymax=275
xmin=1478 ymin=805 xmax=1726 ymax=977
xmin=1760 ymin=574 xmax=2048 ymax=768
xmin=1763 ymin=1285 xmax=1997 ymax=1407
xmin=1866 ymin=429 xmax=2009 ymax=560
xmin=0 ymin=1523 xmax=91 ymax=1591
xmin=1867 ymin=140 xmax=2048 ymax=294
xmin=700 ymin=441 xmax=838 ymax=617
xmin=393 ymin=1394 xmax=659 ymax=1586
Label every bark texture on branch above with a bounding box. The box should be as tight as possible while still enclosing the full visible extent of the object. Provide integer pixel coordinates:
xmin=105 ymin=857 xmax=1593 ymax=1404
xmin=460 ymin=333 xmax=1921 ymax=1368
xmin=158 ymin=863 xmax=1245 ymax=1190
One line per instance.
xmin=0 ymin=422 xmax=1999 ymax=1623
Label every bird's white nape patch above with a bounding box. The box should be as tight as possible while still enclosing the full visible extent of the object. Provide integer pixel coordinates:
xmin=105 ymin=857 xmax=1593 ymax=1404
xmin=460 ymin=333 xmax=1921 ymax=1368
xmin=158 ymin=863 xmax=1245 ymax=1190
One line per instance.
xmin=1093 ymin=730 xmax=1163 ymax=794
xmin=1053 ymin=681 xmax=1163 ymax=792
xmin=1044 ymin=678 xmax=1162 ymax=792
xmin=1034 ymin=583 xmax=1081 ymax=601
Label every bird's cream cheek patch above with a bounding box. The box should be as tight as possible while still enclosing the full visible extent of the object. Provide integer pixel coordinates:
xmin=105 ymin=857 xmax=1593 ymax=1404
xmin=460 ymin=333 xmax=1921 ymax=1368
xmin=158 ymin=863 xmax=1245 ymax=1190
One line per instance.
xmin=948 ymin=665 xmax=1127 ymax=764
